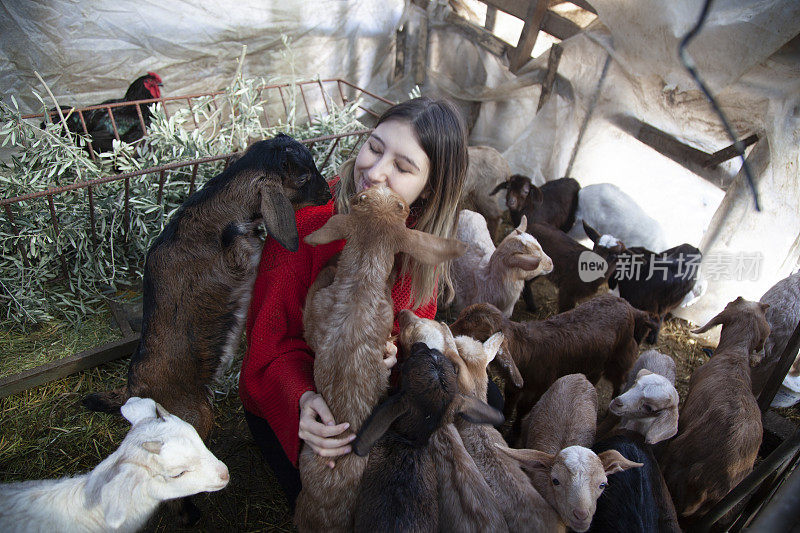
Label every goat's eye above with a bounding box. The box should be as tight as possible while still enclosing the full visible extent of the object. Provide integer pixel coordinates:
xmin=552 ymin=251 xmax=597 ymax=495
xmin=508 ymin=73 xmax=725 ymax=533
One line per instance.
xmin=643 ymin=404 xmax=655 ymax=413
xmin=599 ymin=482 xmax=607 ymax=490
xmin=171 ymin=471 xmax=188 ymax=479
xmin=359 ymin=193 xmax=367 ymax=202
xmin=552 ymin=478 xmax=560 ymax=486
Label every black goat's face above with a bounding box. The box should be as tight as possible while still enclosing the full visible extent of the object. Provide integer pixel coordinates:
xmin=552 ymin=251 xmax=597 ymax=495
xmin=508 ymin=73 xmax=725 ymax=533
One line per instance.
xmin=242 ymin=135 xmax=331 ymax=252
xmin=269 ymin=133 xmax=332 ymax=209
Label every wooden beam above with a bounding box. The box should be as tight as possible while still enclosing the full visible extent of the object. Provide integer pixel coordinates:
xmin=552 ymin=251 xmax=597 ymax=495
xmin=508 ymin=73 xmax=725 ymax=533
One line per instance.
xmin=107 ymin=299 xmax=134 ymax=337
xmin=485 ymin=5 xmax=497 ymax=32
xmin=565 ymin=0 xmax=597 ymax=15
xmin=509 ymin=0 xmax=549 ymax=73
xmin=445 ymin=11 xmax=509 ymax=57
xmin=394 ymin=24 xmax=407 ymax=82
xmin=0 ymin=334 xmax=140 ymax=399
xmin=537 ymin=43 xmax=563 ymax=110
xmin=414 ymin=15 xmax=429 ymax=85
xmin=703 ymin=133 xmax=759 ymax=168
xmin=542 ymin=11 xmax=583 ymax=40
xmin=483 ymin=0 xmax=528 ymax=21
xmin=609 ymin=114 xmax=737 ymax=190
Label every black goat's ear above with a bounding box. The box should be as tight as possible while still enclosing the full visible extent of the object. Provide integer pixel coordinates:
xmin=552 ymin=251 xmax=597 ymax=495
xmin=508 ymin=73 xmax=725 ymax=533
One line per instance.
xmin=456 ymin=395 xmax=504 ymax=426
xmin=260 ymin=182 xmax=299 ymax=252
xmin=489 ymin=181 xmax=508 ymax=196
xmin=527 ymin=183 xmax=543 ymax=203
xmin=583 ymin=220 xmax=601 ymax=243
xmin=352 ymin=394 xmax=407 ymax=456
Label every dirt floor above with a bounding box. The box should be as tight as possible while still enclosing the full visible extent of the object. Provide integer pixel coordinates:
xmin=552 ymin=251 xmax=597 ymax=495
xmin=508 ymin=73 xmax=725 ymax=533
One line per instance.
xmin=1 ymin=263 xmax=797 ymax=532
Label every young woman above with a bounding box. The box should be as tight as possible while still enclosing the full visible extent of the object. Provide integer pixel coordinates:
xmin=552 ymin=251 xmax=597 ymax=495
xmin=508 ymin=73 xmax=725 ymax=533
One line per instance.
xmin=239 ymin=97 xmax=469 ymax=509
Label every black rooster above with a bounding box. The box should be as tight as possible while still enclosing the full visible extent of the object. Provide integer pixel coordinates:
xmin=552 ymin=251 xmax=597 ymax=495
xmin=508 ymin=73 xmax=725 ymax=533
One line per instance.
xmin=44 ymin=72 xmax=163 ymax=154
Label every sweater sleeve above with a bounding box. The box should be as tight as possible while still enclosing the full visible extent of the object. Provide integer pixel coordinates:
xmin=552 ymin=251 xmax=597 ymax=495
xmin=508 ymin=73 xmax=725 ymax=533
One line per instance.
xmin=240 ymin=201 xmax=343 ymax=466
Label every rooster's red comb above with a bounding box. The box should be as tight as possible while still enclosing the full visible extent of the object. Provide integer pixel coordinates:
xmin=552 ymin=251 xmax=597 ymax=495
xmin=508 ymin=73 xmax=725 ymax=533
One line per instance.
xmin=147 ymin=72 xmax=162 ymax=83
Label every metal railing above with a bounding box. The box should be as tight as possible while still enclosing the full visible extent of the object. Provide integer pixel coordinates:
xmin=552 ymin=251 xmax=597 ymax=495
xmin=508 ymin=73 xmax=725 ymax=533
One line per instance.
xmin=24 ymin=78 xmax=393 ymax=160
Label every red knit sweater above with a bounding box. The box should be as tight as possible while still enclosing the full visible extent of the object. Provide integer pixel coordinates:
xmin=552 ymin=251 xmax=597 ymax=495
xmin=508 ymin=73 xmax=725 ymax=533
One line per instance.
xmin=239 ymin=194 xmax=437 ymax=466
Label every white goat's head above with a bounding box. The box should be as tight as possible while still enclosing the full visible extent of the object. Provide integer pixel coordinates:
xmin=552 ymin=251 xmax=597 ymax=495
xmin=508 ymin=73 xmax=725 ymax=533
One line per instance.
xmin=83 ymin=397 xmax=229 ymax=528
xmin=610 ymin=369 xmax=679 ymax=444
xmin=497 ymin=444 xmax=642 ymax=532
xmin=497 ymin=215 xmax=553 ymax=281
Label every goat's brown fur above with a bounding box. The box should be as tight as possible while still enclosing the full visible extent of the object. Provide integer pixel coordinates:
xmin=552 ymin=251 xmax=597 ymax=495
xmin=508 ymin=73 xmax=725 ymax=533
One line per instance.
xmin=451 ymin=334 xmax=563 ymax=532
xmin=83 ymin=135 xmax=331 ymax=441
xmin=294 ymin=186 xmax=466 ymax=532
xmin=451 ymin=295 xmax=652 ymax=441
xmin=660 ymin=297 xmax=770 ymax=519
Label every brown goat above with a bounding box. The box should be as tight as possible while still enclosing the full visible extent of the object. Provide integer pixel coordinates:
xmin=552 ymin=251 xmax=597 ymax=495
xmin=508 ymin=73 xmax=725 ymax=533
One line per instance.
xmin=525 ymin=222 xmax=614 ymax=313
xmin=83 ymin=135 xmax=331 ymax=440
xmin=450 ymin=333 xmax=563 ymax=532
xmin=450 ymin=295 xmax=656 ymax=441
xmin=294 ymin=186 xmax=467 ymax=532
xmin=462 ymin=145 xmax=511 ymax=239
xmin=661 ymin=297 xmax=770 ymax=518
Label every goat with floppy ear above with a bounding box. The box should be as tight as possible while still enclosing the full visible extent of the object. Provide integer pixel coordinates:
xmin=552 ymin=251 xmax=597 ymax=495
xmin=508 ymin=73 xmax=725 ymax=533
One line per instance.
xmin=0 ymin=397 xmax=229 ymax=533
xmin=83 ymin=133 xmax=330 ymax=440
xmin=296 ymin=186 xmax=467 ymax=533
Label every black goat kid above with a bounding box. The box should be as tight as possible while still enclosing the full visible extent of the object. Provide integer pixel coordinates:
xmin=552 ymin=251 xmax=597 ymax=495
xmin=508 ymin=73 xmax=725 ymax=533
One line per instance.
xmin=84 ymin=134 xmax=331 ymax=440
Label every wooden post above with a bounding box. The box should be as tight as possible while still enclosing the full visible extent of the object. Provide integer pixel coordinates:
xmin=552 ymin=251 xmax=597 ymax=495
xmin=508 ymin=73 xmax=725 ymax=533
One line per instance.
xmin=508 ymin=0 xmax=548 ymax=73
xmin=758 ymin=318 xmax=800 ymax=413
xmin=537 ymin=43 xmax=563 ymax=111
xmin=414 ymin=15 xmax=429 ymax=86
xmin=485 ymin=6 xmax=497 ymax=32
xmin=394 ymin=24 xmax=407 ymax=82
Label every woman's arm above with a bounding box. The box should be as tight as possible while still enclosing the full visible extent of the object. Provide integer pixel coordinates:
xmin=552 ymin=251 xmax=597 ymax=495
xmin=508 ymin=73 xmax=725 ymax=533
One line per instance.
xmin=240 ymin=202 xmax=344 ymax=466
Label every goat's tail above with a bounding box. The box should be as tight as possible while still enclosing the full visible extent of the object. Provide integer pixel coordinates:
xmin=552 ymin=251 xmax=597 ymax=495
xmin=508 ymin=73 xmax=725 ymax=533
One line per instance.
xmin=633 ymin=311 xmax=661 ymax=344
xmin=82 ymin=387 xmax=129 ymax=414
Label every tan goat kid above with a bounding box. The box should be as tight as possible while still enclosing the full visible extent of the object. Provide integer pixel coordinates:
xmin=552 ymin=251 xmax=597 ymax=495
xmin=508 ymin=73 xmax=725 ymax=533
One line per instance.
xmin=294 ymin=186 xmax=467 ymax=532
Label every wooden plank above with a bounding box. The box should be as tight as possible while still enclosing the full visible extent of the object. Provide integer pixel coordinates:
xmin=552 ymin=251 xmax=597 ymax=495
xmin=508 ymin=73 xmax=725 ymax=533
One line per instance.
xmin=445 ymin=11 xmax=508 ymax=57
xmin=394 ymin=25 xmax=407 ymax=82
xmin=537 ymin=43 xmax=563 ymax=111
xmin=542 ymin=11 xmax=583 ymax=40
xmin=414 ymin=15 xmax=429 ymax=85
xmin=509 ymin=0 xmax=549 ymax=73
xmin=703 ymin=133 xmax=759 ymax=168
xmin=565 ymin=0 xmax=597 ymax=15
xmin=485 ymin=5 xmax=497 ymax=32
xmin=608 ymin=114 xmax=736 ymax=190
xmin=0 ymin=334 xmax=139 ymax=399
xmin=107 ymin=299 xmax=134 ymax=337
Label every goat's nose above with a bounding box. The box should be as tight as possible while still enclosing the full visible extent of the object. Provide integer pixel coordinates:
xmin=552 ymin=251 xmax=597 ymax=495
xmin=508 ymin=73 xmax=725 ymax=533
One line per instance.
xmin=218 ymin=464 xmax=230 ymax=482
xmin=611 ymin=398 xmax=624 ymax=408
xmin=573 ymin=509 xmax=589 ymax=521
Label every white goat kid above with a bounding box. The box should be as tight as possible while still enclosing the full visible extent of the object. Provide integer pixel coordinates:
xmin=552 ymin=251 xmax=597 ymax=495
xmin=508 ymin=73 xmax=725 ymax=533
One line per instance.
xmin=0 ymin=397 xmax=229 ymax=533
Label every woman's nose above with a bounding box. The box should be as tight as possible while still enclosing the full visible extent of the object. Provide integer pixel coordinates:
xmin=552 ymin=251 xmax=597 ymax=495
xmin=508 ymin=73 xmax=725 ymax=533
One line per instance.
xmin=366 ymin=157 xmax=391 ymax=185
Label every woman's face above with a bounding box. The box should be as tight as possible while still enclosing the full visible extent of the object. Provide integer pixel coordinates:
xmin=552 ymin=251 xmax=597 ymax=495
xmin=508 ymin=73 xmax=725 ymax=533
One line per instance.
xmin=355 ymin=119 xmax=431 ymax=206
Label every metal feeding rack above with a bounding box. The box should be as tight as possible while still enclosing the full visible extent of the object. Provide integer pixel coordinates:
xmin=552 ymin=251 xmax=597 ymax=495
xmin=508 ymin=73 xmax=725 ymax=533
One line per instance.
xmin=0 ymin=79 xmax=393 ymax=396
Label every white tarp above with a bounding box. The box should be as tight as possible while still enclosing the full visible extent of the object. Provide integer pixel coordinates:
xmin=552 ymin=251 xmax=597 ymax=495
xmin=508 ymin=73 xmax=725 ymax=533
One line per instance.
xmin=0 ymin=0 xmax=405 ymax=114
xmin=2 ymin=0 xmax=799 ymax=328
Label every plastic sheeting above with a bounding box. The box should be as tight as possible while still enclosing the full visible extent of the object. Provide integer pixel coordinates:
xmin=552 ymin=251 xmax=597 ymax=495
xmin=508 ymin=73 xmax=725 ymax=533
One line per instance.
xmin=401 ymin=1 xmax=800 ymax=328
xmin=2 ymin=0 xmax=799 ymax=329
xmin=0 ymin=0 xmax=404 ymax=114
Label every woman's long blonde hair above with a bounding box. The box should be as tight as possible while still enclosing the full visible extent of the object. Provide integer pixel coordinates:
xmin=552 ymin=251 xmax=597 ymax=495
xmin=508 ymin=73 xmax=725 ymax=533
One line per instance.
xmin=335 ymin=97 xmax=468 ymax=308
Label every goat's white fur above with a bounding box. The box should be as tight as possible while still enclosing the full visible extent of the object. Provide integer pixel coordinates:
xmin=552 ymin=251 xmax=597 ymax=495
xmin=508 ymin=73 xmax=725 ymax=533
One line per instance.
xmin=452 ymin=209 xmax=552 ymax=316
xmin=568 ymin=183 xmax=667 ymax=252
xmin=0 ymin=398 xmax=229 ymax=533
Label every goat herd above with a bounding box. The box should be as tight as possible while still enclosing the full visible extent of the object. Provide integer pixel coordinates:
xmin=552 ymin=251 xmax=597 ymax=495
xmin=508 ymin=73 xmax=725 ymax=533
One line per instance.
xmin=2 ymin=137 xmax=798 ymax=533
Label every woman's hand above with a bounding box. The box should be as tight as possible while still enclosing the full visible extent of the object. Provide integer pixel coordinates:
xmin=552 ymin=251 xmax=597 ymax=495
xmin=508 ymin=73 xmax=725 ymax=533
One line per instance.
xmin=298 ymin=391 xmax=354 ymax=468
xmin=383 ymin=339 xmax=398 ymax=370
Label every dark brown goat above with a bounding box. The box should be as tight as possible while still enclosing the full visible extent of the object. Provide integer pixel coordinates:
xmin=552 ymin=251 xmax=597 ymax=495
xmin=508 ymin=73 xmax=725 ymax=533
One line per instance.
xmin=524 ymin=222 xmax=614 ymax=312
xmin=584 ymin=221 xmax=701 ymax=343
xmin=84 ymin=135 xmax=331 ymax=441
xmin=352 ymin=342 xmax=502 ymax=533
xmin=661 ymin=297 xmax=770 ymax=519
xmin=450 ymin=295 xmax=656 ymax=441
xmin=491 ymin=175 xmax=580 ymax=232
